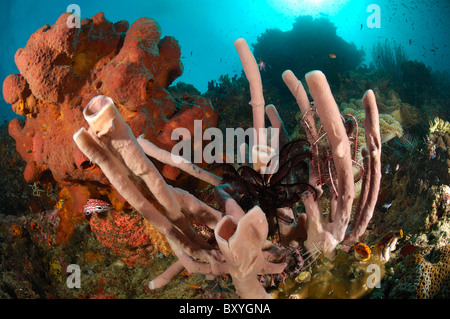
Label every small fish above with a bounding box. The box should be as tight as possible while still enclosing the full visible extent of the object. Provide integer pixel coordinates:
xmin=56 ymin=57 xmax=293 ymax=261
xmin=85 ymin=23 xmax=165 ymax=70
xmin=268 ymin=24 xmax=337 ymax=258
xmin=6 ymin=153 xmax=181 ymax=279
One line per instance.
xmin=258 ymin=60 xmax=266 ymax=72
xmin=360 ymin=24 xmax=363 ymax=30
xmin=329 ymin=53 xmax=336 ymax=59
xmin=409 ymin=39 xmax=412 ymax=45
xmin=385 ymin=163 xmax=390 ymax=174
xmin=382 ymin=202 xmax=392 ymax=210
xmin=395 ymin=164 xmax=400 ymax=171
xmin=83 ymin=199 xmax=114 ymax=216
xmin=375 ymin=230 xmax=403 ymax=262
xmin=181 ymin=281 xmax=203 ymax=291
xmin=54 ymin=199 xmax=65 ymax=210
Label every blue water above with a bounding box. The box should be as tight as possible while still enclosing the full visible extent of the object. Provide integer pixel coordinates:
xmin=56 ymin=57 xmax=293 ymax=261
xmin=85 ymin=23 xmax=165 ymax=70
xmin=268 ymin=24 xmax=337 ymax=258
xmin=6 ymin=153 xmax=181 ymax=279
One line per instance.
xmin=0 ymin=0 xmax=449 ymax=122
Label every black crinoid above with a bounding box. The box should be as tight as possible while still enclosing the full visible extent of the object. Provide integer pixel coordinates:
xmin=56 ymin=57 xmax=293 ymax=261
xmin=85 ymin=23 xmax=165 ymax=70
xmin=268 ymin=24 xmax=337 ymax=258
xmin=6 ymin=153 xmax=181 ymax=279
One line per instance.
xmin=215 ymin=139 xmax=317 ymax=243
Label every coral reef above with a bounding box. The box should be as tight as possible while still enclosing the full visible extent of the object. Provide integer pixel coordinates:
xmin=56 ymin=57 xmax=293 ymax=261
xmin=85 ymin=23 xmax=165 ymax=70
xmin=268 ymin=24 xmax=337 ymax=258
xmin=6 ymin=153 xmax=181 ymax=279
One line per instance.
xmin=370 ymin=41 xmax=434 ymax=106
xmin=371 ymin=40 xmax=407 ymax=83
xmin=429 ymin=117 xmax=450 ymax=135
xmin=2 ymin=12 xmax=217 ymax=241
xmin=361 ymin=112 xmax=449 ymax=299
xmin=339 ymin=98 xmax=404 ymax=146
xmin=71 ymin=37 xmax=382 ymax=299
xmin=0 ymin=210 xmax=60 ymax=298
xmin=2 ymin=10 xmax=447 ymax=300
xmin=204 ymin=74 xmax=252 ymax=130
xmin=388 ymin=245 xmax=450 ymax=298
xmin=0 ymin=208 xmax=229 ymax=299
xmin=373 ymin=88 xmax=421 ymax=128
xmin=425 ymin=117 xmax=450 ymax=171
xmin=399 ymin=60 xmax=433 ymax=106
xmin=252 ymin=15 xmax=365 ymax=92
xmin=373 ymin=117 xmax=449 ymax=244
xmin=337 ymin=87 xmax=420 ymax=144
xmin=168 ymin=81 xmax=201 ymax=100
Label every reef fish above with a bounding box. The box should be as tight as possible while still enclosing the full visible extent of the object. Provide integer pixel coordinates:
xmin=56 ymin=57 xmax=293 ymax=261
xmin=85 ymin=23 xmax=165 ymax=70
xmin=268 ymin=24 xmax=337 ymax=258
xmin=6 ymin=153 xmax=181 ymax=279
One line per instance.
xmin=83 ymin=199 xmax=114 ymax=216
xmin=375 ymin=229 xmax=403 ymax=263
xmin=258 ymin=60 xmax=266 ymax=72
xmin=329 ymin=53 xmax=337 ymax=59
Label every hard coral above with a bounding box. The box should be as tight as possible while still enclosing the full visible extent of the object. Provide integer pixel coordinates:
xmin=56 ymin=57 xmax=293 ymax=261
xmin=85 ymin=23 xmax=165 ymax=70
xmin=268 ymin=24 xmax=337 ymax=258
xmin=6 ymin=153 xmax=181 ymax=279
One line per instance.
xmin=3 ymin=12 xmax=217 ymax=240
xmin=392 ymin=245 xmax=450 ymax=298
xmin=429 ymin=117 xmax=450 ymax=135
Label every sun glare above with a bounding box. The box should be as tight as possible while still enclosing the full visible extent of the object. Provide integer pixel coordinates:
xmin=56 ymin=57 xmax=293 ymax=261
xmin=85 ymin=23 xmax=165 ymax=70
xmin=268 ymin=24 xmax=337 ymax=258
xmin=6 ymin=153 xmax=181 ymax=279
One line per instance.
xmin=268 ymin=0 xmax=349 ymax=17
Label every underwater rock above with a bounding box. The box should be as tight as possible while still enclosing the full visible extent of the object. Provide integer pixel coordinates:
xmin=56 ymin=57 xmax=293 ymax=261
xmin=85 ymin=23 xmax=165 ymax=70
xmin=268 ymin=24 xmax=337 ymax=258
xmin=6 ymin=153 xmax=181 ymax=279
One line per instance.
xmin=2 ymin=12 xmax=218 ymax=240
